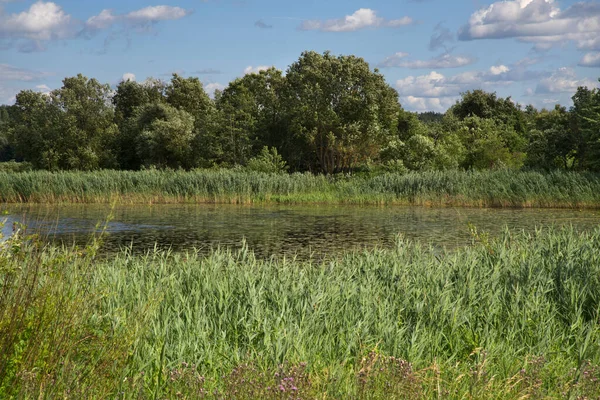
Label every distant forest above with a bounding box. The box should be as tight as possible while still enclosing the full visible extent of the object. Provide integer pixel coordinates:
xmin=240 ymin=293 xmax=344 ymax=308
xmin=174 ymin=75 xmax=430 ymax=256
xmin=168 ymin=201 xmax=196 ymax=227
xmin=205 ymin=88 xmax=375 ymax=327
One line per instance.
xmin=1 ymin=51 xmax=599 ymax=174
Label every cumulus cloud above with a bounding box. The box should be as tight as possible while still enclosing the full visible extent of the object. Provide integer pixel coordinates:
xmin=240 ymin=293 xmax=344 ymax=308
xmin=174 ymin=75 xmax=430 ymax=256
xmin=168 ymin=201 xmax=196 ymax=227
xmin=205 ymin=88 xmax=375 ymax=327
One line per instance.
xmin=243 ymin=65 xmax=270 ymax=75
xmin=394 ymin=60 xmax=574 ymax=112
xmin=535 ymin=67 xmax=598 ymax=94
xmin=379 ymin=52 xmax=476 ymax=69
xmin=122 ymin=73 xmax=136 ymax=82
xmin=299 ymin=8 xmax=413 ymax=32
xmin=458 ymin=0 xmax=600 ymax=51
xmin=402 ymin=96 xmax=457 ymax=112
xmin=0 ymin=1 xmax=77 ymax=43
xmin=85 ymin=6 xmax=192 ymax=32
xmin=204 ymin=82 xmax=225 ymax=97
xmin=0 ymin=1 xmax=192 ymax=52
xmin=579 ymin=52 xmax=600 ymax=68
xmin=35 ymin=84 xmax=51 ymax=95
xmin=490 ymin=65 xmax=510 ymax=75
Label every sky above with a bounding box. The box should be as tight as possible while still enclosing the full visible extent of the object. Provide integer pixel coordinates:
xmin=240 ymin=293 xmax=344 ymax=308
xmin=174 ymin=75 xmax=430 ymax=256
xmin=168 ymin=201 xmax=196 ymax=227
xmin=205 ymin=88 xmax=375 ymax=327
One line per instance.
xmin=1 ymin=0 xmax=599 ymax=112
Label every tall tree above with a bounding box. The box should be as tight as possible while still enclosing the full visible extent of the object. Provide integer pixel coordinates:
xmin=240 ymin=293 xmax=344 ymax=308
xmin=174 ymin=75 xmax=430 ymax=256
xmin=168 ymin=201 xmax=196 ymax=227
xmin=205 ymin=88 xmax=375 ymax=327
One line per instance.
xmin=11 ymin=75 xmax=117 ymax=170
xmin=133 ymin=103 xmax=195 ymax=169
xmin=0 ymin=105 xmax=15 ymax=162
xmin=571 ymin=81 xmax=600 ymax=171
xmin=283 ymin=51 xmax=400 ymax=174
xmin=165 ymin=74 xmax=218 ymax=168
xmin=525 ymin=105 xmax=575 ymax=170
xmin=113 ymin=78 xmax=167 ymax=169
xmin=51 ymin=74 xmax=118 ymax=169
xmin=216 ymin=68 xmax=286 ymax=166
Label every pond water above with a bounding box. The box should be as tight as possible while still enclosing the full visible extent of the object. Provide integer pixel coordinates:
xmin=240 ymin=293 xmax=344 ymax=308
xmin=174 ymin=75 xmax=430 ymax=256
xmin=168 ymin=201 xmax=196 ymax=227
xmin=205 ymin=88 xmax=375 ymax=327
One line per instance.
xmin=1 ymin=204 xmax=599 ymax=258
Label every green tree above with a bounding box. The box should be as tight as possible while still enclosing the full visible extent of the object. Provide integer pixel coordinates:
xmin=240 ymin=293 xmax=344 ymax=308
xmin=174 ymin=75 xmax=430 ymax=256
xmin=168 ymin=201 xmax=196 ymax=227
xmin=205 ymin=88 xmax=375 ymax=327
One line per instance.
xmin=11 ymin=75 xmax=118 ymax=170
xmin=0 ymin=105 xmax=15 ymax=162
xmin=216 ymin=68 xmax=286 ymax=167
xmin=571 ymin=81 xmax=600 ymax=171
xmin=165 ymin=74 xmax=219 ymax=168
xmin=450 ymin=90 xmax=528 ymax=152
xmin=131 ymin=103 xmax=195 ymax=169
xmin=456 ymin=116 xmax=525 ymax=170
xmin=525 ymin=105 xmax=575 ymax=170
xmin=113 ymin=78 xmax=167 ymax=169
xmin=283 ymin=51 xmax=400 ymax=174
xmin=51 ymin=74 xmax=118 ymax=169
xmin=382 ymin=110 xmax=465 ymax=171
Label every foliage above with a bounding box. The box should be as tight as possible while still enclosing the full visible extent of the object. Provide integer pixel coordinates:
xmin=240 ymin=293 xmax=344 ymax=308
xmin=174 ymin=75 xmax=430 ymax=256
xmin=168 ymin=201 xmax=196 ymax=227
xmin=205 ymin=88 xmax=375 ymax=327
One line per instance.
xmin=2 ymin=226 xmax=600 ymax=397
xmin=246 ymin=146 xmax=288 ymax=173
xmin=0 ymin=224 xmax=134 ymax=398
xmin=10 ymin=75 xmax=118 ymax=170
xmin=1 ymin=52 xmax=598 ymax=174
xmin=525 ymin=105 xmax=575 ymax=169
xmin=0 ymin=161 xmax=33 ymax=173
xmin=215 ymin=68 xmax=286 ymax=167
xmin=132 ymin=103 xmax=196 ymax=169
xmin=284 ymin=51 xmax=400 ymax=174
xmin=571 ymin=82 xmax=600 ymax=171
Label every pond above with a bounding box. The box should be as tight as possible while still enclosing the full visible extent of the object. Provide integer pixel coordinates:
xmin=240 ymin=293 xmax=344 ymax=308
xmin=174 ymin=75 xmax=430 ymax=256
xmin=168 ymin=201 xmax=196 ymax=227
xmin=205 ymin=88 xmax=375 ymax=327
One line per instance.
xmin=1 ymin=204 xmax=599 ymax=258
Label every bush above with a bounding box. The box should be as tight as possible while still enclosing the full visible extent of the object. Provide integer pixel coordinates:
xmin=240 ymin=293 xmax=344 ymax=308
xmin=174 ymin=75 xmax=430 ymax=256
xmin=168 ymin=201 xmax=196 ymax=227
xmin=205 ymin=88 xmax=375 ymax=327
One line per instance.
xmin=0 ymin=161 xmax=33 ymax=173
xmin=246 ymin=147 xmax=288 ymax=173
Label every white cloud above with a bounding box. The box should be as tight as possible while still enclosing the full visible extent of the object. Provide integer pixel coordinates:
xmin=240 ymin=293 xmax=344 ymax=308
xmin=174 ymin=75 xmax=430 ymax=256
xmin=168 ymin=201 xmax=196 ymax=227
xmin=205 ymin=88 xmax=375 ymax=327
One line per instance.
xmin=86 ymin=6 xmax=192 ymax=31
xmin=122 ymin=73 xmax=136 ymax=82
xmin=535 ymin=67 xmax=598 ymax=94
xmin=458 ymin=0 xmax=600 ymax=51
xmin=85 ymin=9 xmax=117 ymax=31
xmin=0 ymin=2 xmax=192 ymax=51
xmin=125 ymin=6 xmax=191 ymax=23
xmin=299 ymin=8 xmax=413 ymax=32
xmin=0 ymin=1 xmax=77 ymax=41
xmin=204 ymin=82 xmax=225 ymax=98
xmin=394 ymin=61 xmax=590 ymax=112
xmin=379 ymin=52 xmax=476 ymax=69
xmin=490 ymin=65 xmax=510 ymax=75
xmin=402 ymin=95 xmax=457 ymax=112
xmin=35 ymin=84 xmax=51 ymax=95
xmin=542 ymin=98 xmax=559 ymax=104
xmin=243 ymin=65 xmax=270 ymax=75
xmin=579 ymin=52 xmax=600 ymax=68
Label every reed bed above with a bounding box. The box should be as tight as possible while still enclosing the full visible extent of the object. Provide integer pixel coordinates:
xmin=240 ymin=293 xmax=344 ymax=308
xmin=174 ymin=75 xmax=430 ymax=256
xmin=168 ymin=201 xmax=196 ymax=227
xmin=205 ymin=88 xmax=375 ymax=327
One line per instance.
xmin=2 ymin=169 xmax=600 ymax=208
xmin=1 ymin=226 xmax=600 ymax=398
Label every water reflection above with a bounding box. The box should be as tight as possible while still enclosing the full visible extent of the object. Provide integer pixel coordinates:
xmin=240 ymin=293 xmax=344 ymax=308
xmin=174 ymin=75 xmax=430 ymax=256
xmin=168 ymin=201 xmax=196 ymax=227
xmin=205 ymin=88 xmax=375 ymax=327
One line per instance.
xmin=1 ymin=204 xmax=599 ymax=259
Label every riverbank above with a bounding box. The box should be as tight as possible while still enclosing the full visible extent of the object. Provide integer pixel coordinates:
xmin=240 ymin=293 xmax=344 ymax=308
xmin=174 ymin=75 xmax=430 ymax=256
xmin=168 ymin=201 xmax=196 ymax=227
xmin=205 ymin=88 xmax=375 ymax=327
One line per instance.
xmin=2 ymin=169 xmax=600 ymax=208
xmin=1 ymin=226 xmax=599 ymax=398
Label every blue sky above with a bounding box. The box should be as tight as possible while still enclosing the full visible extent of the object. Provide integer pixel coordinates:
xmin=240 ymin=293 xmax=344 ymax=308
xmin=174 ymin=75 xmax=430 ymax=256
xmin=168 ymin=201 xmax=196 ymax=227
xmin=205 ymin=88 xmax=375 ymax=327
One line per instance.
xmin=1 ymin=0 xmax=599 ymax=111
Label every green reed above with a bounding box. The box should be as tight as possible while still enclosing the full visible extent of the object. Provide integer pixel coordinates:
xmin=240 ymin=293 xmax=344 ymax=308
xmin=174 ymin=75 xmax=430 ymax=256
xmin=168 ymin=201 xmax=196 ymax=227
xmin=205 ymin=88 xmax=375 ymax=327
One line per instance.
xmin=2 ymin=224 xmax=600 ymax=398
xmin=1 ymin=169 xmax=600 ymax=207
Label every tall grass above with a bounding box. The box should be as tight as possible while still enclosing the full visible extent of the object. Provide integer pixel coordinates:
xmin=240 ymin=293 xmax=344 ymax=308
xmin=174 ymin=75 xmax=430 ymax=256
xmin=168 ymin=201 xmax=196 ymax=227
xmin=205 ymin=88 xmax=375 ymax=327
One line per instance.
xmin=1 ymin=169 xmax=600 ymax=207
xmin=2 ymin=225 xmax=600 ymax=398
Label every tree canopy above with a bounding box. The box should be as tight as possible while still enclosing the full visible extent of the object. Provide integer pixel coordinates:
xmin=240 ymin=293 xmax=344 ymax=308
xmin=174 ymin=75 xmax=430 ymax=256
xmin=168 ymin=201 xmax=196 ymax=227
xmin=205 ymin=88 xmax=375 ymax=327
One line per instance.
xmin=2 ymin=52 xmax=599 ymax=174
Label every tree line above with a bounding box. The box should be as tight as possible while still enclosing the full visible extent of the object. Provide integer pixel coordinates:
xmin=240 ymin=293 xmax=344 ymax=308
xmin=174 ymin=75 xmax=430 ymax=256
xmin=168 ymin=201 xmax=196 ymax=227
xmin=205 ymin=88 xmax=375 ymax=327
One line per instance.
xmin=0 ymin=50 xmax=599 ymax=174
